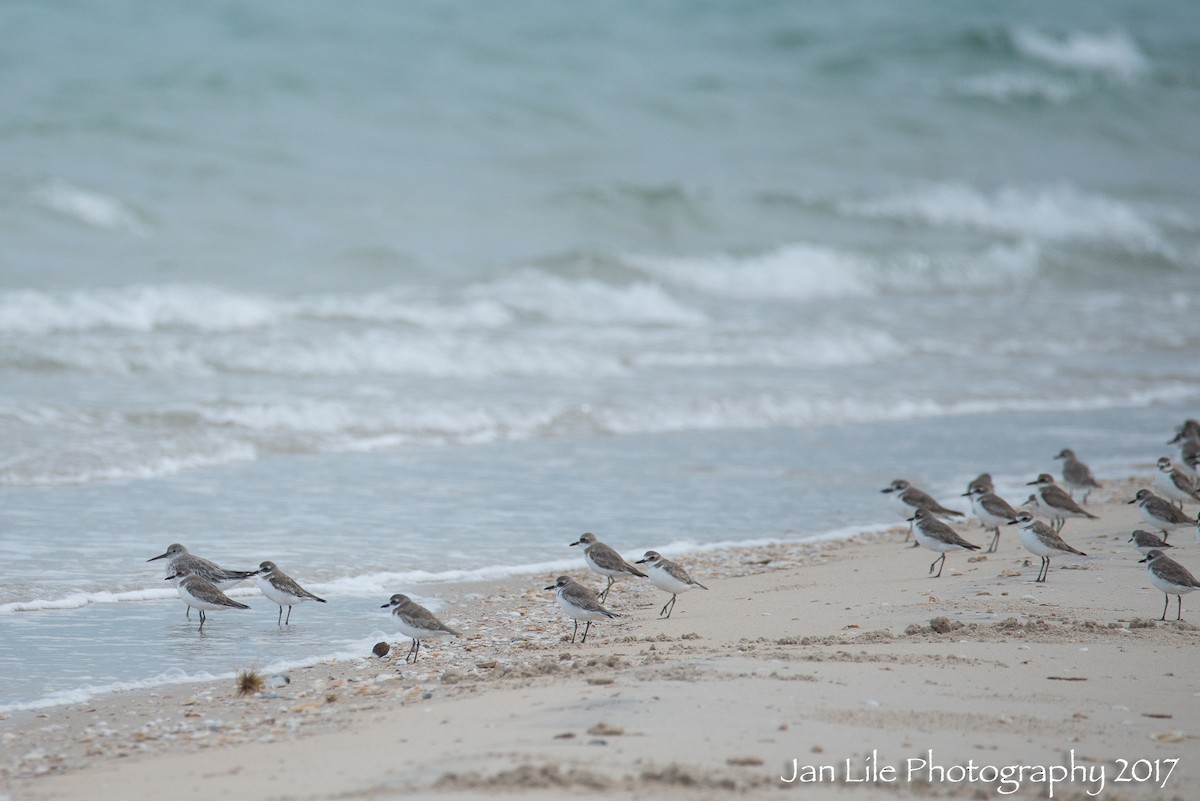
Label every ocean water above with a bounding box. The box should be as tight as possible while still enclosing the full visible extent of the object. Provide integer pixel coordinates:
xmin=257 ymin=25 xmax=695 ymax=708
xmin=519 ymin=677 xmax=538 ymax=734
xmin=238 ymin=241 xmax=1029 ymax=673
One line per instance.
xmin=2 ymin=1 xmax=1199 ymax=711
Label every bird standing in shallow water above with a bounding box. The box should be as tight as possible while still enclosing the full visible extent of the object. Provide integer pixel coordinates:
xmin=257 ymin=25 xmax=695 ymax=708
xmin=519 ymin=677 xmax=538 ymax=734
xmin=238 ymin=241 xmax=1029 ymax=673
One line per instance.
xmin=254 ymin=561 xmax=326 ymax=625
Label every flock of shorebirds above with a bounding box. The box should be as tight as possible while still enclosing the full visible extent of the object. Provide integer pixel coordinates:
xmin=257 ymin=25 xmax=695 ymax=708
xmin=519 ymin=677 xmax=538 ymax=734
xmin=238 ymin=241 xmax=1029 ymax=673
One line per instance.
xmin=148 ymin=418 xmax=1200 ymax=658
xmin=148 ymin=533 xmax=708 ymax=658
xmin=883 ymin=418 xmax=1200 ymax=621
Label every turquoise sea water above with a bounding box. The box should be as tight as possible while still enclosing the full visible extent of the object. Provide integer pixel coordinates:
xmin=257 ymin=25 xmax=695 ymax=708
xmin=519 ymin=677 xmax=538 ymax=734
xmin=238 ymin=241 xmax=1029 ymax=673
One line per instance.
xmin=1 ymin=1 xmax=1199 ymax=710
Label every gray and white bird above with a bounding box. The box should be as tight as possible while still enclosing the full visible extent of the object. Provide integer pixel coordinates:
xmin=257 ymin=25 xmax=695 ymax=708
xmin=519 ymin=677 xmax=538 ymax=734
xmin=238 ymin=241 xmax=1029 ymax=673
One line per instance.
xmin=1154 ymin=457 xmax=1200 ymax=507
xmin=1010 ymin=510 xmax=1086 ymax=583
xmin=569 ymin=532 xmax=647 ymax=603
xmin=149 ymin=544 xmax=256 ymax=619
xmin=1128 ymin=529 xmax=1174 ymax=557
xmin=380 ymin=593 xmax=459 ymax=662
xmin=907 ymin=508 xmax=981 ymax=578
xmin=1169 ymin=420 xmax=1200 ymax=482
xmin=882 ymin=479 xmax=965 ymax=521
xmin=1054 ymin=449 xmax=1102 ymax=502
xmin=544 ymin=575 xmax=619 ymax=643
xmin=635 ymin=551 xmax=708 ymax=619
xmin=962 ymin=484 xmax=1018 ymax=553
xmin=165 ymin=567 xmax=250 ymax=631
xmin=253 ymin=561 xmax=326 ymax=626
xmin=1139 ymin=549 xmax=1200 ymax=621
xmin=1024 ymin=474 xmax=1099 ymax=532
xmin=1128 ymin=488 xmax=1192 ymax=541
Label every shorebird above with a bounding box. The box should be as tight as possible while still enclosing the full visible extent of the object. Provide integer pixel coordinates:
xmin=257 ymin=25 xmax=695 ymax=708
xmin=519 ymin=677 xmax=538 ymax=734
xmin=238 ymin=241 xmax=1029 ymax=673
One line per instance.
xmin=882 ymin=479 xmax=965 ymax=521
xmin=1010 ymin=510 xmax=1086 ymax=583
xmin=635 ymin=551 xmax=708 ymax=619
xmin=907 ymin=508 xmax=980 ymax=578
xmin=545 ymin=575 xmax=619 ymax=643
xmin=1128 ymin=488 xmax=1192 ymax=541
xmin=1154 ymin=457 xmax=1200 ymax=508
xmin=165 ymin=568 xmax=250 ymax=631
xmin=149 ymin=544 xmax=256 ymax=618
xmin=1054 ymin=449 xmax=1102 ymax=502
xmin=1169 ymin=420 xmax=1200 ymax=482
xmin=1024 ymin=473 xmax=1098 ymax=532
xmin=1139 ymin=550 xmax=1200 ymax=621
xmin=569 ymin=532 xmax=647 ymax=603
xmin=253 ymin=561 xmax=327 ymax=625
xmin=1128 ymin=529 xmax=1174 ymax=557
xmin=380 ymin=594 xmax=459 ymax=662
xmin=967 ymin=473 xmax=994 ymax=495
xmin=962 ymin=484 xmax=1018 ymax=553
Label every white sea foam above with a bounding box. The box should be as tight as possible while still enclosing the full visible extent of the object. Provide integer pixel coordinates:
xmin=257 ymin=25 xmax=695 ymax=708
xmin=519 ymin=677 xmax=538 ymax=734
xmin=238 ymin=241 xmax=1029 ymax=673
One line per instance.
xmin=31 ymin=179 xmax=151 ymax=236
xmin=840 ymin=183 xmax=1173 ymax=256
xmin=1012 ymin=28 xmax=1148 ymax=81
xmin=951 ymin=72 xmax=1076 ymax=104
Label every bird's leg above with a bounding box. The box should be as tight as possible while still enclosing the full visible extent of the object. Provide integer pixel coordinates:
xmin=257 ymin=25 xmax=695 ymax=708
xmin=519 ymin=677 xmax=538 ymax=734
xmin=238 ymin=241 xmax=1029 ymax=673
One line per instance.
xmin=571 ymin=620 xmax=579 ymax=643
xmin=285 ymin=606 xmax=293 ymax=626
xmin=1176 ymin=596 xmax=1183 ymax=622
xmin=987 ymin=528 xmax=999 ymax=553
xmin=1159 ymin=595 xmax=1169 ymax=622
xmin=931 ymin=554 xmax=946 ymax=578
xmin=581 ymin=621 xmax=592 ymax=643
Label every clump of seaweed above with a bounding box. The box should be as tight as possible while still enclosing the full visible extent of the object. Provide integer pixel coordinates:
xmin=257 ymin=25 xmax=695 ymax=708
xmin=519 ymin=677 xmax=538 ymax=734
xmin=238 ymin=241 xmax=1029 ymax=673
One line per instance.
xmin=236 ymin=668 xmax=266 ymax=697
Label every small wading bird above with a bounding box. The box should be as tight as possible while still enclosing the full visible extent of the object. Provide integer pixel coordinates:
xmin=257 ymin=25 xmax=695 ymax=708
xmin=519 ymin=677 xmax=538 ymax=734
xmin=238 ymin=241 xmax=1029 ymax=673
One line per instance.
xmin=1010 ymin=510 xmax=1086 ymax=583
xmin=1054 ymin=448 xmax=1102 ymax=502
xmin=962 ymin=484 xmax=1018 ymax=553
xmin=545 ymin=575 xmax=619 ymax=643
xmin=380 ymin=593 xmax=459 ymax=663
xmin=148 ymin=543 xmax=256 ymax=619
xmin=1154 ymin=457 xmax=1200 ymax=508
xmin=165 ymin=568 xmax=250 ymax=631
xmin=907 ymin=508 xmax=980 ymax=578
xmin=569 ymin=532 xmax=647 ymax=603
xmin=1128 ymin=489 xmax=1192 ymax=541
xmin=635 ymin=551 xmax=708 ymax=619
xmin=1139 ymin=550 xmax=1200 ymax=622
xmin=1024 ymin=474 xmax=1098 ymax=532
xmin=253 ymin=561 xmax=326 ymax=626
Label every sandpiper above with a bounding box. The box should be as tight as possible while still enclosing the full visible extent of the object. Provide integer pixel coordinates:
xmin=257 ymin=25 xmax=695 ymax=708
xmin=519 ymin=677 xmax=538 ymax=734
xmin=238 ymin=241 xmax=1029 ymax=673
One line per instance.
xmin=1010 ymin=510 xmax=1086 ymax=583
xmin=253 ymin=561 xmax=327 ymax=625
xmin=1154 ymin=457 xmax=1200 ymax=507
xmin=380 ymin=593 xmax=459 ymax=662
xmin=545 ymin=575 xmax=619 ymax=643
xmin=1054 ymin=449 xmax=1102 ymax=502
xmin=1128 ymin=529 xmax=1174 ymax=556
xmin=1139 ymin=549 xmax=1200 ymax=621
xmin=570 ymin=532 xmax=647 ymax=603
xmin=962 ymin=485 xmax=1018 ymax=553
xmin=882 ymin=479 xmax=965 ymax=521
xmin=635 ymin=551 xmax=708 ymax=619
xmin=1128 ymin=488 xmax=1192 ymax=541
xmin=148 ymin=544 xmax=256 ymax=618
xmin=907 ymin=508 xmax=980 ymax=578
xmin=165 ymin=568 xmax=250 ymax=631
xmin=1025 ymin=474 xmax=1098 ymax=532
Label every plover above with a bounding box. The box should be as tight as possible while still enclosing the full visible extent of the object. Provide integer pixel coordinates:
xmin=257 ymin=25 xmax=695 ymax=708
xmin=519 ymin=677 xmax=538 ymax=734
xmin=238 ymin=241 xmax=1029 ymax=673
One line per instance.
xmin=1154 ymin=457 xmax=1200 ymax=507
xmin=1054 ymin=449 xmax=1102 ymax=502
xmin=253 ymin=561 xmax=327 ymax=626
xmin=635 ymin=551 xmax=708 ymax=619
xmin=1169 ymin=420 xmax=1200 ymax=481
xmin=962 ymin=485 xmax=1018 ymax=553
xmin=380 ymin=593 xmax=459 ymax=662
xmin=569 ymin=532 xmax=647 ymax=603
xmin=1139 ymin=549 xmax=1200 ymax=621
xmin=907 ymin=508 xmax=980 ymax=578
xmin=1010 ymin=510 xmax=1086 ymax=583
xmin=1128 ymin=529 xmax=1174 ymax=557
xmin=1128 ymin=488 xmax=1191 ymax=541
xmin=882 ymin=479 xmax=965 ymax=521
xmin=967 ymin=473 xmax=995 ymax=495
xmin=1024 ymin=474 xmax=1098 ymax=532
xmin=545 ymin=575 xmax=619 ymax=643
xmin=165 ymin=568 xmax=250 ymax=631
xmin=148 ymin=544 xmax=256 ymax=619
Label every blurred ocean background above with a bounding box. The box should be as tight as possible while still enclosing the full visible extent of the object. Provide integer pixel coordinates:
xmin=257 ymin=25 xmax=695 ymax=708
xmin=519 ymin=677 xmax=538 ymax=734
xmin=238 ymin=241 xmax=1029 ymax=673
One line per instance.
xmin=2 ymin=0 xmax=1199 ymax=711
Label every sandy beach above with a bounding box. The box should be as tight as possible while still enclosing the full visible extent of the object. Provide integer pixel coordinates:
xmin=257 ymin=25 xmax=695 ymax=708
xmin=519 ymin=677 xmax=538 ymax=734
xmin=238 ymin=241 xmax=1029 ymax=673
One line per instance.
xmin=2 ymin=477 xmax=1197 ymax=800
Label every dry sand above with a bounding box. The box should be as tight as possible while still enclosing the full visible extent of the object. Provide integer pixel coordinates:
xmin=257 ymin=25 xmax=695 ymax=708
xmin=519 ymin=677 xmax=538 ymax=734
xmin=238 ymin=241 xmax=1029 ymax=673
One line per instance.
xmin=2 ymin=477 xmax=1198 ymax=800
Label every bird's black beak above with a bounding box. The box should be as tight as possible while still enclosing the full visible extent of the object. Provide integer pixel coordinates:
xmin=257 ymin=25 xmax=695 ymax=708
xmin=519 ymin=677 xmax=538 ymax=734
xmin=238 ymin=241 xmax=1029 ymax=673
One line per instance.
xmin=569 ymin=540 xmax=581 ymax=547
xmin=544 ymin=585 xmax=556 ymax=591
xmin=164 ymin=575 xmax=176 ymax=581
xmin=905 ymin=514 xmax=916 ymax=523
xmin=1024 ymin=480 xmax=1037 ymax=486
xmin=1138 ymin=555 xmax=1149 ymax=563
xmin=960 ymin=491 xmax=972 ymax=497
xmin=881 ymin=488 xmax=892 ymax=494
xmin=380 ymin=602 xmax=389 ymax=608
xmin=1126 ymin=498 xmax=1136 ymax=505
xmin=148 ymin=553 xmax=169 ymax=562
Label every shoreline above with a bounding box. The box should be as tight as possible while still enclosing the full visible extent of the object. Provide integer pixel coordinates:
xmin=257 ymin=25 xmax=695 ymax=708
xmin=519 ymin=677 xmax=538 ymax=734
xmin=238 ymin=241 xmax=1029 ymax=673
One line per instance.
xmin=4 ymin=477 xmax=1199 ymax=799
